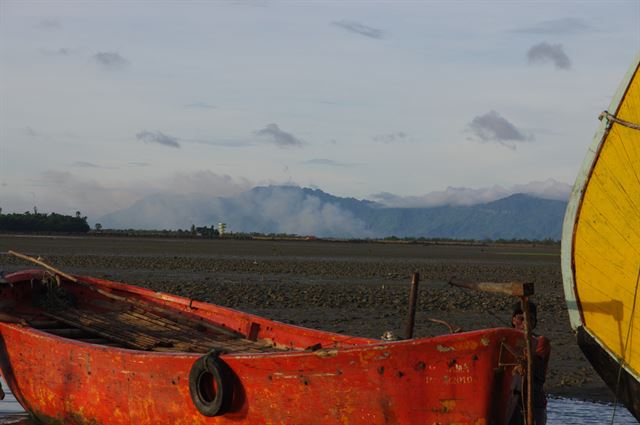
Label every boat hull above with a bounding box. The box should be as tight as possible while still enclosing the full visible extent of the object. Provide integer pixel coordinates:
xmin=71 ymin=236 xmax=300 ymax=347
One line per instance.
xmin=0 ymin=323 xmax=524 ymax=424
xmin=0 ymin=270 xmax=525 ymax=424
xmin=561 ymin=52 xmax=640 ymax=420
xmin=577 ymin=327 xmax=640 ymax=422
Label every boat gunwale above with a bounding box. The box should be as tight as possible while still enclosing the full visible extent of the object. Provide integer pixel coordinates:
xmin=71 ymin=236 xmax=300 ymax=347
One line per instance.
xmin=0 ymin=318 xmax=522 ymax=362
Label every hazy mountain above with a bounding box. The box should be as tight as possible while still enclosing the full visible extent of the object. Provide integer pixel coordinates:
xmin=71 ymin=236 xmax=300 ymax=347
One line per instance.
xmin=97 ymin=186 xmax=567 ymax=240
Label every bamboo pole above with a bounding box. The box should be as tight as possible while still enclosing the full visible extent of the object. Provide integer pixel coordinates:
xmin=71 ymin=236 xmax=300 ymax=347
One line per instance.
xmin=8 ymin=250 xmax=78 ymax=283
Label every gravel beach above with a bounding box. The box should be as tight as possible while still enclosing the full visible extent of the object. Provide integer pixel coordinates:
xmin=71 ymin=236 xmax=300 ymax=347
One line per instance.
xmin=0 ymin=234 xmax=612 ymax=403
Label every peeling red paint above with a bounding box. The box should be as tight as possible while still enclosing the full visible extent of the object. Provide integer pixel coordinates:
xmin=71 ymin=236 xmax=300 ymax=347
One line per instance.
xmin=0 ymin=269 xmax=525 ymax=424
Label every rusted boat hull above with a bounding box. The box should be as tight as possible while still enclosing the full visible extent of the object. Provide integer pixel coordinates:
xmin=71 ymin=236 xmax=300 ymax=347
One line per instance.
xmin=0 ymin=270 xmax=525 ymax=424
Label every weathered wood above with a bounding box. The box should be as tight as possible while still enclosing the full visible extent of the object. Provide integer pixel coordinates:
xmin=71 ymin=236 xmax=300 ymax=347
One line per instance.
xmin=126 ymin=310 xmax=185 ymax=332
xmin=3 ymin=252 xmax=283 ymax=353
xmin=135 ymin=303 xmax=242 ymax=339
xmin=448 ymin=280 xmax=534 ymax=296
xmin=9 ymin=250 xmax=245 ymax=341
xmin=42 ymin=305 xmax=281 ymax=354
xmin=42 ymin=311 xmax=154 ymax=350
xmin=78 ymin=338 xmax=119 ymax=345
xmin=8 ymin=250 xmax=77 ymax=283
xmin=522 ymin=297 xmax=534 ymax=425
xmin=28 ymin=319 xmax=62 ymax=329
xmin=404 ymin=272 xmax=420 ymax=339
xmin=0 ymin=311 xmax=28 ymax=325
xmin=46 ymin=328 xmax=89 ymax=338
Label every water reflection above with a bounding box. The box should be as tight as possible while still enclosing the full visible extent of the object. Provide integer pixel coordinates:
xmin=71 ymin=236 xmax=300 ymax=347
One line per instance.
xmin=0 ymin=415 xmax=34 ymax=425
xmin=547 ymin=397 xmax=637 ymax=424
xmin=0 ymin=378 xmax=35 ymax=425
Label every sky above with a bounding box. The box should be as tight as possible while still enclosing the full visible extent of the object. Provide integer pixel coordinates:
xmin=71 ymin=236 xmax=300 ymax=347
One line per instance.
xmin=0 ymin=0 xmax=639 ymax=220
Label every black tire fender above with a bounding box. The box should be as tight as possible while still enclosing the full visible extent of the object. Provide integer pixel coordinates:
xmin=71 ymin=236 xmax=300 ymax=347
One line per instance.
xmin=189 ymin=351 xmax=233 ymax=416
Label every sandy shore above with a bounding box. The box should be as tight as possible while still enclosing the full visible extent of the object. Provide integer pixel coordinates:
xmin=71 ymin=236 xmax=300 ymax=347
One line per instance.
xmin=0 ymin=234 xmax=612 ymax=402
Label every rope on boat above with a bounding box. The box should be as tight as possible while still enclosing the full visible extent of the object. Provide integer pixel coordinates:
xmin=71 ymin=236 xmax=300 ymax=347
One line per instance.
xmin=599 ymin=111 xmax=640 ymax=130
xmin=610 ymin=266 xmax=640 ymax=425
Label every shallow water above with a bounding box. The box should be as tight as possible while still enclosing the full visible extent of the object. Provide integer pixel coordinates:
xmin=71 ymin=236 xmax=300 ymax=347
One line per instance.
xmin=0 ymin=379 xmax=29 ymax=425
xmin=547 ymin=396 xmax=637 ymax=424
xmin=0 ymin=379 xmax=637 ymax=424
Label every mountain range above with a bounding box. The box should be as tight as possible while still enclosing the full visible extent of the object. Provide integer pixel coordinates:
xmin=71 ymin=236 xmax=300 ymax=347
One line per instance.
xmin=97 ymin=186 xmax=568 ymax=240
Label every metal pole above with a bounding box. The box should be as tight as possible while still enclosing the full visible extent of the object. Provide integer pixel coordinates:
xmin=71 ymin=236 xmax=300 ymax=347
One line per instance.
xmin=404 ymin=272 xmax=420 ymax=339
xmin=522 ymin=296 xmax=534 ymax=425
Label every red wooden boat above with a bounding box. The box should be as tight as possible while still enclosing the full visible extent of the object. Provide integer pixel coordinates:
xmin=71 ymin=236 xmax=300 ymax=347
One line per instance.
xmin=0 ymin=266 xmax=527 ymax=424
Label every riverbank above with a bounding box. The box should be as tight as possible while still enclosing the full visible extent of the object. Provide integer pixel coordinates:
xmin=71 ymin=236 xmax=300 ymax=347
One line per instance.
xmin=0 ymin=234 xmax=611 ymax=402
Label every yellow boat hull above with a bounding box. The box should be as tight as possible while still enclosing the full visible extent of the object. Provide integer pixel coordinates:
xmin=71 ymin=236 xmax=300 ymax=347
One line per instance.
xmin=562 ymin=52 xmax=640 ymax=420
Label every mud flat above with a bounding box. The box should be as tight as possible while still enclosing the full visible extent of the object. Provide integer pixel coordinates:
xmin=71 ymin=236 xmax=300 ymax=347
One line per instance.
xmin=0 ymin=234 xmax=611 ymax=402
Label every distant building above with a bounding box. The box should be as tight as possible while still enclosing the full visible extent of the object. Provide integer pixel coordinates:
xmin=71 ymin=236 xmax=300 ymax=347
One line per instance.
xmin=218 ymin=222 xmax=226 ymax=235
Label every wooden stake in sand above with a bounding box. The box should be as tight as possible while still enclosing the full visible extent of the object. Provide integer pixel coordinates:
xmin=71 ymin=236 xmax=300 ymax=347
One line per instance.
xmin=404 ymin=272 xmax=420 ymax=339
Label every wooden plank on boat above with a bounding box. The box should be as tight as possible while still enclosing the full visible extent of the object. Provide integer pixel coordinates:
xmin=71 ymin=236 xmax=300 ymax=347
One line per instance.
xmin=131 ymin=302 xmax=242 ymax=338
xmin=9 ymin=250 xmax=243 ymax=340
xmin=42 ymin=310 xmax=155 ymax=350
xmin=41 ymin=306 xmax=283 ymax=354
xmin=28 ymin=319 xmax=63 ymax=329
xmin=78 ymin=338 xmax=119 ymax=345
xmin=46 ymin=328 xmax=90 ymax=338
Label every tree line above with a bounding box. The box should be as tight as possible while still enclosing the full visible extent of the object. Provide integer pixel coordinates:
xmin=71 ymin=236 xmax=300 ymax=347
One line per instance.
xmin=0 ymin=210 xmax=90 ymax=233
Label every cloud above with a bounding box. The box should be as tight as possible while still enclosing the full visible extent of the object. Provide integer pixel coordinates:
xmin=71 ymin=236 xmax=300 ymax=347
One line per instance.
xmin=136 ymin=130 xmax=181 ymax=148
xmin=94 ymin=184 xmax=372 ymax=236
xmin=24 ymin=126 xmax=39 ymax=137
xmin=135 ymin=131 xmax=253 ymax=149
xmin=37 ymin=19 xmax=61 ymax=30
xmin=511 ymin=179 xmax=572 ymax=201
xmin=9 ymin=169 xmax=255 ymax=220
xmin=187 ymin=138 xmax=255 ymax=148
xmin=129 ymin=162 xmax=150 ymax=167
xmin=40 ymin=47 xmax=72 ymax=56
xmin=527 ymin=42 xmax=571 ymax=70
xmin=371 ymin=188 xmax=504 ymax=208
xmin=93 ymin=52 xmax=130 ymax=70
xmin=332 ymin=20 xmax=385 ymax=39
xmin=371 ymin=179 xmax=571 ymax=208
xmin=226 ymin=0 xmax=269 ymax=7
xmin=373 ymin=131 xmax=407 ymax=144
xmin=304 ymin=159 xmax=352 ymax=167
xmin=234 ymin=186 xmax=372 ymax=237
xmin=73 ymin=161 xmax=101 ymax=168
xmin=22 ymin=170 xmax=138 ymax=219
xmin=467 ymin=111 xmax=532 ymax=149
xmin=255 ymin=123 xmax=303 ymax=147
xmin=513 ymin=18 xmax=593 ymax=35
xmin=185 ymin=102 xmax=217 ymax=110
xmin=162 ymin=170 xmax=253 ymax=197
